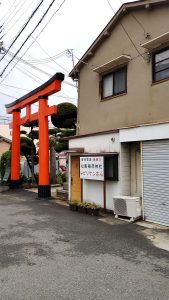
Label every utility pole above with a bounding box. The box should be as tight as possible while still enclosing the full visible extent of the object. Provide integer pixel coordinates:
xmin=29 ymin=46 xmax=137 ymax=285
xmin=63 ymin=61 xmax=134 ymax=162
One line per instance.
xmin=66 ymin=49 xmax=79 ymax=134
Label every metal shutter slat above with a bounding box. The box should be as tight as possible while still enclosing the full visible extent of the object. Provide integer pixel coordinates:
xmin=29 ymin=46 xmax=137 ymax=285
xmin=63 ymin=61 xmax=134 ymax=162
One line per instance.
xmin=143 ymin=140 xmax=169 ymax=226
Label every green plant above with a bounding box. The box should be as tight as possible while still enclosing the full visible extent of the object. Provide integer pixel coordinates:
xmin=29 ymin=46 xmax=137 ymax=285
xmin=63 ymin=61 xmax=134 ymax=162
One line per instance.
xmin=61 ymin=173 xmax=66 ymax=183
xmin=20 ymin=174 xmax=28 ymax=183
xmin=55 ymin=141 xmax=68 ymax=153
xmin=77 ymin=202 xmax=84 ymax=207
xmin=86 ymin=202 xmax=100 ymax=209
xmin=56 ymin=172 xmax=63 ymax=184
xmin=51 ymin=103 xmax=77 ymax=129
xmin=0 ymin=150 xmax=11 ymax=181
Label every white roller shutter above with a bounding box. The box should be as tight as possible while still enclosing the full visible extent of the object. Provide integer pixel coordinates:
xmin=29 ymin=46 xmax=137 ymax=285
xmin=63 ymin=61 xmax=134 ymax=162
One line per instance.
xmin=143 ymin=140 xmax=169 ymax=226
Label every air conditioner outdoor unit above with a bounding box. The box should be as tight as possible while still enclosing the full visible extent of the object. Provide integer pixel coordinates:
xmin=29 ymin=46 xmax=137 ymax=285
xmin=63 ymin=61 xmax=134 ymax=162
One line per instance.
xmin=113 ymin=196 xmax=141 ymax=221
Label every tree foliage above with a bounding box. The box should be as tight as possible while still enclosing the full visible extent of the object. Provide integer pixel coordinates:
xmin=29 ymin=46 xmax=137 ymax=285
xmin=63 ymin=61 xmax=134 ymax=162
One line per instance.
xmin=27 ymin=129 xmax=39 ymax=140
xmin=23 ymin=120 xmax=38 ymax=128
xmin=0 ymin=150 xmax=11 ymax=180
xmin=20 ymin=136 xmax=36 ymax=157
xmin=55 ymin=141 xmax=68 ymax=153
xmin=51 ymin=103 xmax=77 ymax=129
xmin=50 ymin=103 xmax=77 ymax=153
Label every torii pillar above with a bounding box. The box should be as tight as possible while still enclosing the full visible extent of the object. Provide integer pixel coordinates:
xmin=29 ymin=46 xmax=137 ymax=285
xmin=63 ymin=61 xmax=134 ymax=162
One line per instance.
xmin=38 ymin=96 xmax=51 ymax=198
xmin=5 ymin=73 xmax=65 ymax=199
xmin=10 ymin=109 xmax=21 ymax=188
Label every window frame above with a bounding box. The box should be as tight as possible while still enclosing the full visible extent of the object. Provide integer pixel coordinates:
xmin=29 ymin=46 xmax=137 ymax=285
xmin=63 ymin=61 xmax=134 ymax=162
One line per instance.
xmin=152 ymin=46 xmax=169 ymax=83
xmin=101 ymin=66 xmax=127 ymax=100
xmin=104 ymin=154 xmax=118 ymax=181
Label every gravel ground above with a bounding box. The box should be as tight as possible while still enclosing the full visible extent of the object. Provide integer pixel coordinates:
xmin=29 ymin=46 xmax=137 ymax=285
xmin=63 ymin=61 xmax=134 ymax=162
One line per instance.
xmin=0 ymin=189 xmax=169 ymax=300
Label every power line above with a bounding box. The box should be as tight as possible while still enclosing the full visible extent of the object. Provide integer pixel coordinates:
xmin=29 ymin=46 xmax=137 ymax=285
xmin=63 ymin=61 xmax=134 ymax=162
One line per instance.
xmin=3 ymin=57 xmax=43 ymax=84
xmin=6 ymin=50 xmax=76 ymax=87
xmin=1 ymin=83 xmax=77 ymax=100
xmin=1 ymin=0 xmax=36 ymax=39
xmin=1 ymin=83 xmax=31 ymax=92
xmin=0 ymin=0 xmax=45 ymax=60
xmin=0 ymin=0 xmax=58 ymax=76
xmin=1 ymin=58 xmax=77 ymax=101
xmin=116 ymin=0 xmax=147 ymax=35
xmin=0 ymin=0 xmax=67 ymax=83
xmin=31 ymin=37 xmax=69 ymax=73
xmin=0 ymin=0 xmax=28 ymax=34
xmin=0 ymin=0 xmax=18 ymax=24
xmin=0 ymin=90 xmax=17 ymax=99
xmin=22 ymin=50 xmax=67 ymax=64
xmin=106 ymin=0 xmax=146 ymax=60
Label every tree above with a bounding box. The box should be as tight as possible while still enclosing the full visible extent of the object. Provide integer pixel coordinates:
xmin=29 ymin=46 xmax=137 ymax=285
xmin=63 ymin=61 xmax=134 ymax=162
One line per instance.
xmin=19 ymin=136 xmax=38 ymax=183
xmin=49 ymin=136 xmax=57 ymax=184
xmin=50 ymin=102 xmax=77 ymax=184
xmin=51 ymin=103 xmax=77 ymax=129
xmin=51 ymin=103 xmax=77 ymax=153
xmin=0 ymin=150 xmax=11 ymax=182
xmin=20 ymin=120 xmax=39 ymax=184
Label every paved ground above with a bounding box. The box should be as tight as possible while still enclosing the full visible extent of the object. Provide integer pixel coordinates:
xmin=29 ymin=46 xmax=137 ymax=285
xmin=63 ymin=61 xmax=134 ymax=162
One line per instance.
xmin=0 ymin=190 xmax=169 ymax=300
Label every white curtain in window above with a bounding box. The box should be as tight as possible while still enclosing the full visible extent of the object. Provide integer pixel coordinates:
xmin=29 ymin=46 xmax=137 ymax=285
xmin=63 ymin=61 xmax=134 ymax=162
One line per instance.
xmin=103 ymin=74 xmax=113 ymax=98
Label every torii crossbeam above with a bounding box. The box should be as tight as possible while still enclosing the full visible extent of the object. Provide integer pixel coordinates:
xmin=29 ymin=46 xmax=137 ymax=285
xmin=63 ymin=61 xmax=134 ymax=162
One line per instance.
xmin=5 ymin=72 xmax=64 ymax=198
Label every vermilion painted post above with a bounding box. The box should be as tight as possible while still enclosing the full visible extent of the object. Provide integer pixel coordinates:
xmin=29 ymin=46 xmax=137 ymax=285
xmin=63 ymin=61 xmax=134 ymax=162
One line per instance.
xmin=10 ymin=109 xmax=21 ymax=188
xmin=38 ymin=96 xmax=51 ymax=198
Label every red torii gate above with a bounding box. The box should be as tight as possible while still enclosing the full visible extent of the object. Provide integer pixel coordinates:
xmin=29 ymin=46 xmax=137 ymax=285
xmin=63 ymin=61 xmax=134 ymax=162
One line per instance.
xmin=5 ymin=72 xmax=64 ymax=198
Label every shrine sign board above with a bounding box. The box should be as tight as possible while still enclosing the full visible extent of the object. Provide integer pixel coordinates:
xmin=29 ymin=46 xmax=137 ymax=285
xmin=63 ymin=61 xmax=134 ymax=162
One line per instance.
xmin=80 ymin=156 xmax=104 ymax=181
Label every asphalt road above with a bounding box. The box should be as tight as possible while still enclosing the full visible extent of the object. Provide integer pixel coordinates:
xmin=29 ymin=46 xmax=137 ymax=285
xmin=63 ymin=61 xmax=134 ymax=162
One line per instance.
xmin=0 ymin=190 xmax=169 ymax=300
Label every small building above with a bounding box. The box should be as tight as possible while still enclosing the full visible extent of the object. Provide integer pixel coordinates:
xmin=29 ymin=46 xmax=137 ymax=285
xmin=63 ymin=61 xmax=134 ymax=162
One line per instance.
xmin=0 ymin=135 xmax=11 ymax=158
xmin=68 ymin=0 xmax=169 ymax=226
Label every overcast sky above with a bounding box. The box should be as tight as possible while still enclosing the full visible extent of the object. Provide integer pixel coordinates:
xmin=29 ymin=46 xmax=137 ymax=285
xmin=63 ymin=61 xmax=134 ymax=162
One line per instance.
xmin=0 ymin=0 xmax=136 ymax=118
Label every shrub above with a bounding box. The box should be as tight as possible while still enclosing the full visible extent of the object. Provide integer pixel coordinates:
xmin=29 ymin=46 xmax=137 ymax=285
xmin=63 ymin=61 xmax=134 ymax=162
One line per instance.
xmin=51 ymin=103 xmax=77 ymax=129
xmin=0 ymin=150 xmax=11 ymax=180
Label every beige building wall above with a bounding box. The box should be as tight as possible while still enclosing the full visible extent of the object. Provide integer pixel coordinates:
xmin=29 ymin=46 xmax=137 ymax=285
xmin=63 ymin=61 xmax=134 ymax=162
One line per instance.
xmin=0 ymin=125 xmax=12 ymax=140
xmin=78 ymin=6 xmax=169 ymax=135
xmin=0 ymin=141 xmax=10 ymax=158
xmin=0 ymin=124 xmax=30 ymax=141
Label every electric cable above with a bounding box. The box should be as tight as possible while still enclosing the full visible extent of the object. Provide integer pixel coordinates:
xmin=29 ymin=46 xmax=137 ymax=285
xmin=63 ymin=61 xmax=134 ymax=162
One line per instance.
xmin=3 ymin=57 xmax=43 ymax=84
xmin=0 ymin=90 xmax=17 ymax=99
xmin=0 ymin=0 xmax=45 ymax=60
xmin=0 ymin=0 xmax=28 ymax=34
xmin=0 ymin=0 xmax=57 ymax=76
xmin=0 ymin=0 xmax=67 ymax=83
xmin=106 ymin=0 xmax=146 ymax=60
xmin=6 ymin=50 xmax=76 ymax=87
xmin=0 ymin=0 xmax=18 ymax=24
xmin=1 ymin=0 xmax=36 ymax=39
xmin=1 ymin=83 xmax=77 ymax=100
xmin=23 ymin=51 xmax=67 ymax=65
xmin=117 ymin=0 xmax=148 ymax=35
xmin=9 ymin=45 xmax=67 ymax=64
xmin=31 ymin=37 xmax=69 ymax=73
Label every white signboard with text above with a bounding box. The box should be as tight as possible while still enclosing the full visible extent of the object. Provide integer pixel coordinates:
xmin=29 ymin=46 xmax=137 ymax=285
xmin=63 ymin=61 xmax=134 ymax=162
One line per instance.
xmin=80 ymin=156 xmax=104 ymax=181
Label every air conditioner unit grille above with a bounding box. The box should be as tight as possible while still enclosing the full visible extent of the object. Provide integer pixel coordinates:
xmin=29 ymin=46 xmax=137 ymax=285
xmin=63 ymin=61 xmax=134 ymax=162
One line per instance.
xmin=114 ymin=198 xmax=127 ymax=215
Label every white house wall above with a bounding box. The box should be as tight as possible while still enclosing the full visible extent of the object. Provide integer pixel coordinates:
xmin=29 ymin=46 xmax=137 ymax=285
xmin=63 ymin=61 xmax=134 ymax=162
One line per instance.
xmin=119 ymin=123 xmax=169 ymax=143
xmin=106 ymin=181 xmax=121 ymax=210
xmin=69 ymin=132 xmax=120 ymax=153
xmin=69 ymin=132 xmax=124 ymax=209
xmin=83 ymin=180 xmax=104 ymax=207
xmin=120 ymin=143 xmax=131 ymax=196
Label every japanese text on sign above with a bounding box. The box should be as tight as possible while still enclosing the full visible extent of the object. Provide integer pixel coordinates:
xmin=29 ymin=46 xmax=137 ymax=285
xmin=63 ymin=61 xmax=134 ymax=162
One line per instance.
xmin=80 ymin=156 xmax=104 ymax=181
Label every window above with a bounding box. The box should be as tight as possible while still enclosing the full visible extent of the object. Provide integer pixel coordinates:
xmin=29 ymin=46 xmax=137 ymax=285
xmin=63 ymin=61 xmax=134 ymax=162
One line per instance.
xmin=104 ymin=155 xmax=118 ymax=181
xmin=101 ymin=67 xmax=127 ymax=99
xmin=153 ymin=47 xmax=169 ymax=82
